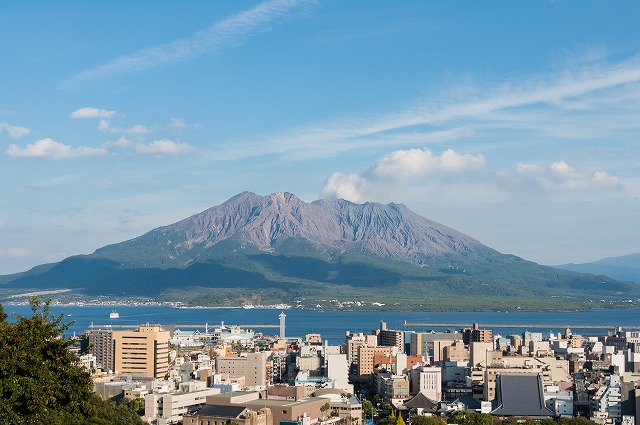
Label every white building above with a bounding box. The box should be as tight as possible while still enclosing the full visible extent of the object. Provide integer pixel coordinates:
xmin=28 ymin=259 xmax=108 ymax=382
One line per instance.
xmin=417 ymin=366 xmax=442 ymax=401
xmin=590 ymin=375 xmax=622 ymax=423
xmin=144 ymin=387 xmax=221 ymax=425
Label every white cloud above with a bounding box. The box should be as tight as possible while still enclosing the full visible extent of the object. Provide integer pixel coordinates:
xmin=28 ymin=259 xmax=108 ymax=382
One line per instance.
xmin=322 ymin=148 xmax=484 ymax=202
xmin=98 ymin=120 xmax=150 ymax=135
xmin=6 ymin=247 xmax=28 ymax=258
xmin=372 ymin=148 xmax=485 ymax=182
xmin=212 ymin=54 xmax=640 ymax=162
xmin=167 ymin=118 xmax=200 ymax=131
xmin=504 ymin=160 xmax=621 ymax=191
xmin=321 ymin=172 xmax=368 ymax=203
xmin=104 ymin=136 xmax=136 ymax=149
xmin=62 ymin=0 xmax=311 ymax=86
xmin=6 ymin=138 xmax=108 ymax=160
xmin=0 ymin=122 xmax=31 ymax=139
xmin=134 ymin=139 xmax=195 ymax=157
xmin=69 ymin=107 xmax=116 ymax=119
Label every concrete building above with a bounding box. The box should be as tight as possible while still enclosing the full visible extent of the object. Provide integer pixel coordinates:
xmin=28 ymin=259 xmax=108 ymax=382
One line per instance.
xmin=204 ymin=391 xmax=329 ymax=425
xmin=411 ymin=331 xmax=461 ymax=361
xmin=86 ymin=329 xmax=115 ymax=372
xmin=442 ymin=340 xmax=469 ymax=362
xmin=183 ymin=405 xmax=273 ymax=425
xmin=412 ymin=365 xmax=442 ymax=401
xmin=327 ymin=353 xmax=351 ymax=392
xmin=145 ymin=387 xmax=221 ymax=425
xmin=114 ymin=325 xmax=170 ymax=379
xmin=462 ymin=324 xmax=492 ymax=345
xmin=215 ymin=352 xmax=269 ymax=389
xmin=356 ymin=346 xmax=396 ymax=380
xmin=375 ymin=372 xmax=410 ymax=403
xmin=344 ymin=332 xmax=378 ymax=364
xmin=376 ymin=321 xmax=405 ymax=352
xmin=590 ymin=375 xmax=622 ymax=423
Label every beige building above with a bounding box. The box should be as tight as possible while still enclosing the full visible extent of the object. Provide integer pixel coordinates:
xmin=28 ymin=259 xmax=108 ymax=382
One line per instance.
xmin=204 ymin=391 xmax=329 ymax=425
xmin=183 ymin=405 xmax=273 ymax=425
xmin=357 ymin=346 xmax=396 ymax=379
xmin=442 ymin=340 xmax=469 ymax=362
xmin=114 ymin=325 xmax=170 ymax=378
xmin=215 ymin=352 xmax=269 ymax=388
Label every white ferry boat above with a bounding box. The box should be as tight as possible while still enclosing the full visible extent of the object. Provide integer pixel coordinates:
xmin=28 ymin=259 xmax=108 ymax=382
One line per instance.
xmin=109 ymin=310 xmax=120 ymax=319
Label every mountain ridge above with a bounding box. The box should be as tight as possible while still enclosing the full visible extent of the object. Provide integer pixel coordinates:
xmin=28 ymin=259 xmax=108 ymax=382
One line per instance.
xmin=2 ymin=191 xmax=639 ymax=311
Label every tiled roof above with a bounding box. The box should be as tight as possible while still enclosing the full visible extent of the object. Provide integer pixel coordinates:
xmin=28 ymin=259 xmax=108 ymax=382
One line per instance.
xmin=490 ymin=374 xmax=554 ymax=418
xmin=404 ymin=392 xmax=438 ymax=412
xmin=193 ymin=404 xmax=247 ymax=418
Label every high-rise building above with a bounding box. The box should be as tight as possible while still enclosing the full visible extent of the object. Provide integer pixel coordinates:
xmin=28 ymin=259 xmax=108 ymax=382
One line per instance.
xmin=462 ymin=323 xmax=492 ymax=345
xmin=86 ymin=329 xmax=115 ymax=372
xmin=113 ymin=325 xmax=170 ymax=378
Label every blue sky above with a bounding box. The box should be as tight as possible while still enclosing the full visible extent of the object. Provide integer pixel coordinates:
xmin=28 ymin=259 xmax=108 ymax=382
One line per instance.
xmin=1 ymin=0 xmax=639 ymax=275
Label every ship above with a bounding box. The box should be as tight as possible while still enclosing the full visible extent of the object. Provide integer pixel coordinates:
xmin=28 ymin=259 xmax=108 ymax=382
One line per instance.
xmin=109 ymin=310 xmax=120 ymax=319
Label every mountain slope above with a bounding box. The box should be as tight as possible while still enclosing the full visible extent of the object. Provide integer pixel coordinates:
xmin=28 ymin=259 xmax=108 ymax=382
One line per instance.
xmin=2 ymin=192 xmax=639 ymax=310
xmin=556 ymin=253 xmax=640 ymax=284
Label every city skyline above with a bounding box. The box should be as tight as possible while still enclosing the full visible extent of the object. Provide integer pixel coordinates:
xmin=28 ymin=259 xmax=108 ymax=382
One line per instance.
xmin=1 ymin=1 xmax=639 ymax=275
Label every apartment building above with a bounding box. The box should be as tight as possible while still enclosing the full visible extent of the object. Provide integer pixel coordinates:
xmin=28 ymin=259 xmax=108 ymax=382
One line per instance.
xmin=114 ymin=325 xmax=170 ymax=379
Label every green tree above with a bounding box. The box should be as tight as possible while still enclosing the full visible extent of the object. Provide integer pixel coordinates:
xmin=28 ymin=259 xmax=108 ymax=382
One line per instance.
xmin=376 ymin=417 xmax=397 ymax=425
xmin=411 ymin=415 xmax=444 ymax=425
xmin=0 ymin=298 xmax=145 ymax=425
xmin=362 ymin=400 xmax=375 ymax=418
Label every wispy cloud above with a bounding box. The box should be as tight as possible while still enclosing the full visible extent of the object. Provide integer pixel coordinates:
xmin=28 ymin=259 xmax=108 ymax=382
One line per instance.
xmin=215 ymin=55 xmax=640 ymax=161
xmin=105 ymin=137 xmax=195 ymax=158
xmin=499 ymin=161 xmax=622 ymax=191
xmin=98 ymin=120 xmax=150 ymax=135
xmin=0 ymin=122 xmax=31 ymax=139
xmin=6 ymin=138 xmax=108 ymax=160
xmin=62 ymin=0 xmax=311 ymax=86
xmin=3 ymin=247 xmax=28 ymax=258
xmin=69 ymin=107 xmax=116 ymax=119
xmin=167 ymin=118 xmax=200 ymax=131
xmin=135 ymin=139 xmax=195 ymax=158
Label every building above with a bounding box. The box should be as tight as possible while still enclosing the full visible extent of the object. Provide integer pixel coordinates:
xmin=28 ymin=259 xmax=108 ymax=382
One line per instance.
xmin=490 ymin=374 xmax=554 ymax=419
xmin=410 ymin=332 xmax=461 ymax=361
xmin=86 ymin=329 xmax=115 ymax=372
xmin=462 ymin=324 xmax=492 ymax=345
xmin=113 ymin=325 xmax=170 ymax=379
xmin=356 ymin=346 xmax=396 ymax=380
xmin=416 ymin=366 xmax=442 ymax=401
xmin=215 ymin=352 xmax=269 ymax=389
xmin=376 ymin=322 xmax=405 ymax=352
xmin=204 ymin=391 xmax=329 ymax=425
xmin=344 ymin=332 xmax=378 ymax=365
xmin=183 ymin=405 xmax=273 ymax=425
xmin=145 ymin=387 xmax=221 ymax=425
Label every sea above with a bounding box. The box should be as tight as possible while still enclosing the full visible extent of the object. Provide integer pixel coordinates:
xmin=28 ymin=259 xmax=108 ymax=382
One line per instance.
xmin=4 ymin=304 xmax=640 ymax=344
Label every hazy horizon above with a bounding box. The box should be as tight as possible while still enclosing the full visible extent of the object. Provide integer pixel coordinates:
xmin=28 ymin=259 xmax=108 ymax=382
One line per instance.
xmin=1 ymin=1 xmax=639 ymax=275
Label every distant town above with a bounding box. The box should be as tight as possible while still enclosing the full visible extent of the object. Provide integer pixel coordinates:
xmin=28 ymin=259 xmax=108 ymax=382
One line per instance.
xmin=68 ymin=310 xmax=640 ymax=425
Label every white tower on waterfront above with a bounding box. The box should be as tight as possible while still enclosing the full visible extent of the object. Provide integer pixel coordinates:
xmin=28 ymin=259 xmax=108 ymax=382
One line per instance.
xmin=279 ymin=311 xmax=286 ymax=339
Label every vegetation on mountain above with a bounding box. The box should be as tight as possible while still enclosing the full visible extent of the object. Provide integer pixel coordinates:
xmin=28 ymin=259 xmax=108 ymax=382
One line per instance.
xmin=2 ymin=192 xmax=639 ymax=311
xmin=0 ymin=298 xmax=144 ymax=425
xmin=556 ymin=253 xmax=640 ymax=284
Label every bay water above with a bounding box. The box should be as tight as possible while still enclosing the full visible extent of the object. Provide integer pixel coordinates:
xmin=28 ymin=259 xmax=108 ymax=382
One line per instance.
xmin=4 ymin=304 xmax=640 ymax=344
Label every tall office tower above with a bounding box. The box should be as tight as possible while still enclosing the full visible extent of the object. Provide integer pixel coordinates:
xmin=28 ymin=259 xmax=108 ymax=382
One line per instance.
xmin=114 ymin=325 xmax=170 ymax=378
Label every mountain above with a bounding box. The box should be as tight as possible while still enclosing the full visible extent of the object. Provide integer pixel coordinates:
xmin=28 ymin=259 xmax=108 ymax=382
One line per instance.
xmin=555 ymin=253 xmax=640 ymax=285
xmin=2 ymin=192 xmax=639 ymax=311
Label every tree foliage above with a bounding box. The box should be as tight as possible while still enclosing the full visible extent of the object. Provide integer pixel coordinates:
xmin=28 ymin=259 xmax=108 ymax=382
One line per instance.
xmin=0 ymin=298 xmax=144 ymax=424
xmin=411 ymin=416 xmax=445 ymax=425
